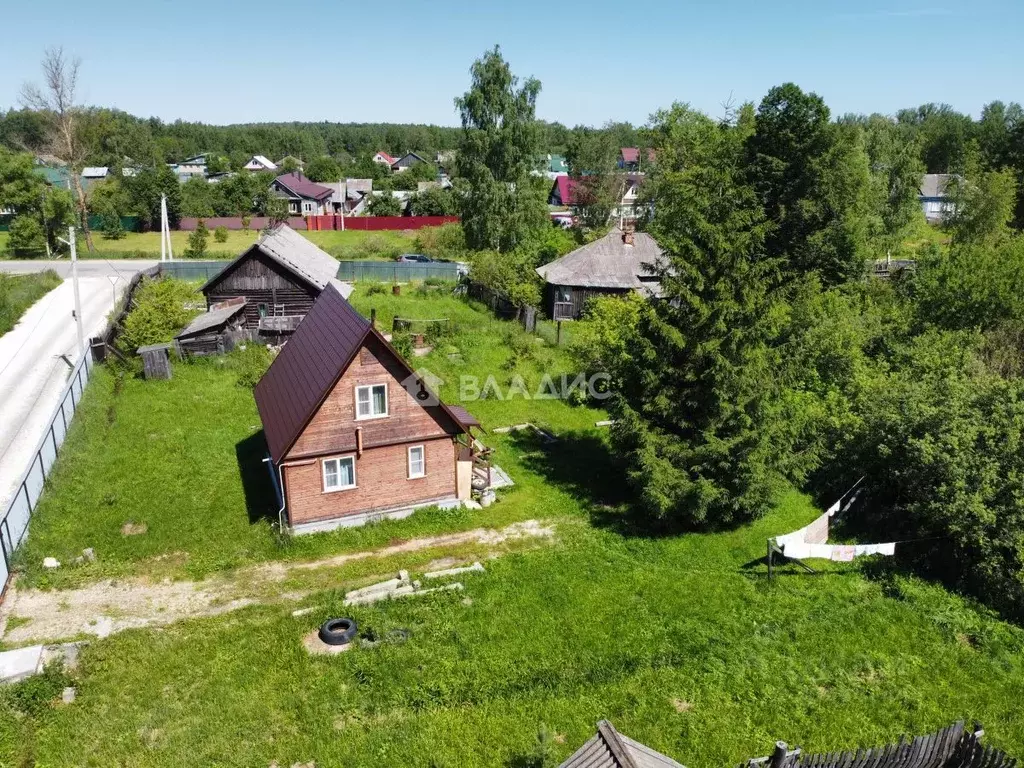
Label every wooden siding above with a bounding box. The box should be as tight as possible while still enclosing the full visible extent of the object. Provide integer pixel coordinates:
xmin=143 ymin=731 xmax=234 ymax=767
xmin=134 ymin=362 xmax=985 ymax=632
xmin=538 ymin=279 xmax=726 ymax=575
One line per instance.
xmin=544 ymin=283 xmax=629 ymax=320
xmin=287 ymin=333 xmax=461 ymax=460
xmin=204 ymin=249 xmax=318 ymax=329
xmin=283 ymin=437 xmax=457 ymax=525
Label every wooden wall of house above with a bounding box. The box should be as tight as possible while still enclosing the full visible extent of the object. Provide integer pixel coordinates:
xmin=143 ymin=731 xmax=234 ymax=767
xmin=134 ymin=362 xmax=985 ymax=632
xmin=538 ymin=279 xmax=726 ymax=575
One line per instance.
xmin=544 ymin=283 xmax=629 ymax=320
xmin=204 ymin=249 xmax=319 ymax=329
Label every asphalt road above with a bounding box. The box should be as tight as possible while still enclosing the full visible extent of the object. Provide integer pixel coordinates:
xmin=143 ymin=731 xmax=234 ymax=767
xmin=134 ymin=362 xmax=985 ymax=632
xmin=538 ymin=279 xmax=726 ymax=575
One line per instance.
xmin=0 ymin=261 xmax=153 ymax=511
xmin=0 ymin=259 xmax=158 ymax=278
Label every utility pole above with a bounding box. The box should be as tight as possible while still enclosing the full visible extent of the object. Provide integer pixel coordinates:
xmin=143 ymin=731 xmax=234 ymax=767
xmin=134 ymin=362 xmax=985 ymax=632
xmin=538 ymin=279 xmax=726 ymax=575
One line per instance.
xmin=69 ymin=226 xmax=85 ymax=360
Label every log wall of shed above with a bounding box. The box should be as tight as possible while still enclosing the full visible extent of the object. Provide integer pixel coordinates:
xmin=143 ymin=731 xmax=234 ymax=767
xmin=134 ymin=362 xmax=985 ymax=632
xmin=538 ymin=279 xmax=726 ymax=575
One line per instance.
xmin=204 ymin=249 xmax=319 ymax=329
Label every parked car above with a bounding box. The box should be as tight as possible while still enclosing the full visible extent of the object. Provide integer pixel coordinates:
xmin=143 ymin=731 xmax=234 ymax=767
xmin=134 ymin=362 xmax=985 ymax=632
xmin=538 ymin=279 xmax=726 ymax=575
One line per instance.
xmin=396 ymin=253 xmax=433 ymax=263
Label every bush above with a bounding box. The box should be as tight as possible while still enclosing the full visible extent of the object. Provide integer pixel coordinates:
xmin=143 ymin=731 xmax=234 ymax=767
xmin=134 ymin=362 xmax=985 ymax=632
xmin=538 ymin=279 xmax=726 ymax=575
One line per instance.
xmin=414 ymin=223 xmax=467 ymax=261
xmin=213 ymin=226 xmax=229 ymax=243
xmin=117 ymin=277 xmax=201 ymax=355
xmin=365 ymin=282 xmax=388 ymax=296
xmin=184 ymin=220 xmax=209 ymax=258
xmin=230 ymin=344 xmax=273 ymax=389
xmin=391 ymin=333 xmax=413 ymax=359
xmin=241 ymin=214 xmax=251 ymax=232
xmin=0 ymin=662 xmax=72 ymax=717
xmin=101 ymin=212 xmax=126 ymax=240
xmin=5 ymin=215 xmax=46 ymax=257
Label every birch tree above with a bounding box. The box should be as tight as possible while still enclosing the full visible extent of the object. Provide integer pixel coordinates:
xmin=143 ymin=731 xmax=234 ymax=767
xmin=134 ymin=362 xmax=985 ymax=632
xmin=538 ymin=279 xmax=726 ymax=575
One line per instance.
xmin=21 ymin=48 xmax=95 ymax=251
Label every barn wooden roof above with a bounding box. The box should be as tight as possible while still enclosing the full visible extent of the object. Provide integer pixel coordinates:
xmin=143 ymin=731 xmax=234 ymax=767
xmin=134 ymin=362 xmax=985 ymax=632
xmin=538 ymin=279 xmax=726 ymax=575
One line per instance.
xmin=253 ymin=283 xmax=474 ymax=463
xmin=202 ymin=225 xmax=348 ymax=295
xmin=175 ymin=300 xmax=247 ymax=340
xmin=560 ymin=721 xmax=685 ymax=768
xmin=536 ymin=229 xmax=665 ymax=292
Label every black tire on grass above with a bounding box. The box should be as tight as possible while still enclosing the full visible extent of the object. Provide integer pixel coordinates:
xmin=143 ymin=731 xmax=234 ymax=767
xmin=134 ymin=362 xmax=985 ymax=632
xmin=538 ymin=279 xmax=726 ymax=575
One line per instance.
xmin=319 ymin=618 xmax=357 ymax=646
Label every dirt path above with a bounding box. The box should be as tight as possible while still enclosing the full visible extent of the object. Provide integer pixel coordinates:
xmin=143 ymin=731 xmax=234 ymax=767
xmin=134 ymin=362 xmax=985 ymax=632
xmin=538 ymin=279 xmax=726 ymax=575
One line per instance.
xmin=0 ymin=520 xmax=554 ymax=645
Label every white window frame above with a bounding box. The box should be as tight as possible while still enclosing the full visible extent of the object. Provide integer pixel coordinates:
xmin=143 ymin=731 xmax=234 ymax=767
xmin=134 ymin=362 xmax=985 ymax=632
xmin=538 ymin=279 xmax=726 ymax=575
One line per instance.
xmin=355 ymin=383 xmax=389 ymax=420
xmin=322 ymin=455 xmax=356 ymax=492
xmin=408 ymin=445 xmax=425 ymax=479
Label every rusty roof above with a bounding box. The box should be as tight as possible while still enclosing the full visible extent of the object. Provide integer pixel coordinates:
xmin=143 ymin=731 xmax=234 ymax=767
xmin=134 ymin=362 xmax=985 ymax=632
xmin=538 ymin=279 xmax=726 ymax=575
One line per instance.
xmin=253 ymin=283 xmax=473 ymax=463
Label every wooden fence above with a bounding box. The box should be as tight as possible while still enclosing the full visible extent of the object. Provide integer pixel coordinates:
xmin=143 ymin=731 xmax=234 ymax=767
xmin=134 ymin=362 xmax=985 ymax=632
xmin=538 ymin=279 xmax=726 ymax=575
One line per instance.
xmin=177 ymin=215 xmax=459 ymax=232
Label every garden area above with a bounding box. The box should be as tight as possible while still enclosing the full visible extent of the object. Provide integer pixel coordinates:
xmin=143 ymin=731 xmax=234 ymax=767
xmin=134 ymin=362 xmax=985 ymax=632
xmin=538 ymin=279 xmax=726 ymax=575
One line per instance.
xmin=0 ymin=227 xmax=422 ymax=261
xmin=0 ymin=269 xmax=61 ymax=335
xmin=1 ymin=282 xmax=1023 ymax=766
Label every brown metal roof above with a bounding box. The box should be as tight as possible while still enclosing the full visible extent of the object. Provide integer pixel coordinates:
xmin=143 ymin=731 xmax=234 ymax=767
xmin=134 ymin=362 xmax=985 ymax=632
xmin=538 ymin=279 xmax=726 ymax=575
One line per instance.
xmin=253 ymin=283 xmax=473 ymax=464
xmin=446 ymin=404 xmax=480 ymax=429
xmin=254 ymin=282 xmax=372 ymax=463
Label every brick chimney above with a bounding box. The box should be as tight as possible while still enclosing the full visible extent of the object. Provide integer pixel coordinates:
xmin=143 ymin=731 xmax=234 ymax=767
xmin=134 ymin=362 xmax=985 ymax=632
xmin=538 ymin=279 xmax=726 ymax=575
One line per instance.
xmin=622 ymin=230 xmax=635 ymax=247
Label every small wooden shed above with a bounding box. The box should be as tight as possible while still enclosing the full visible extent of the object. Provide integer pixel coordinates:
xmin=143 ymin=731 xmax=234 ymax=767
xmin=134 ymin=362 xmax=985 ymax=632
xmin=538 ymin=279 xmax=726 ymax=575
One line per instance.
xmin=174 ymin=298 xmax=249 ymax=357
xmin=137 ymin=343 xmax=172 ymax=380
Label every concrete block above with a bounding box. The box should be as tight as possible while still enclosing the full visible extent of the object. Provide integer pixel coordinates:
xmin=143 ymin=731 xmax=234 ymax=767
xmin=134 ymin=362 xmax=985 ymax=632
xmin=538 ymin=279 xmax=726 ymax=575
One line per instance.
xmin=0 ymin=645 xmax=44 ymax=684
xmin=43 ymin=557 xmax=60 ymax=569
xmin=423 ymin=562 xmax=485 ymax=580
xmin=344 ymin=584 xmax=415 ymax=606
xmin=291 ymin=607 xmax=316 ymax=618
xmin=62 ymin=686 xmax=76 ymax=704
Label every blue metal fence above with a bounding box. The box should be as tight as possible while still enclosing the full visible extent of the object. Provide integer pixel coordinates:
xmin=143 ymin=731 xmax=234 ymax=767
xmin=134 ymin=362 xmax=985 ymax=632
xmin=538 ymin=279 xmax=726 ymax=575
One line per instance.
xmin=335 ymin=260 xmax=461 ymax=282
xmin=0 ymin=352 xmax=94 ymax=590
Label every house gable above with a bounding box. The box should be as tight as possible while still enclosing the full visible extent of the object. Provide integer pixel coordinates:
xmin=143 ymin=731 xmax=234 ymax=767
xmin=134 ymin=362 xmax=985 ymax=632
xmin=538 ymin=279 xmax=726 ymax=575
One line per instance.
xmin=202 ymin=245 xmax=319 ymax=298
xmin=287 ymin=333 xmax=463 ymax=460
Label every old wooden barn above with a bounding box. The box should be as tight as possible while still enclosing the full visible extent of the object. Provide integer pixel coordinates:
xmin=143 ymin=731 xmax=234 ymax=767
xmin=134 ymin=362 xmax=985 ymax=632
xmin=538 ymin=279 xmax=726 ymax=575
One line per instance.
xmin=200 ymin=225 xmax=353 ymax=338
xmin=174 ymin=297 xmax=249 ymax=357
xmin=536 ymin=228 xmax=666 ymax=320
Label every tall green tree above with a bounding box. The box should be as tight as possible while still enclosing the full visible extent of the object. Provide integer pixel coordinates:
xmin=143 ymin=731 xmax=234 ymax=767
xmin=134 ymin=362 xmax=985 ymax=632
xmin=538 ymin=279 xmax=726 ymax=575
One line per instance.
xmin=454 ymin=46 xmax=548 ymax=251
xmin=609 ymin=105 xmax=779 ymax=528
xmin=747 ymin=84 xmax=872 ymax=285
xmin=304 ymin=155 xmax=342 ymax=183
xmin=857 ymin=115 xmax=926 ymax=258
xmin=564 ymin=126 xmax=620 ymax=232
xmin=947 ymin=166 xmax=1017 ymax=248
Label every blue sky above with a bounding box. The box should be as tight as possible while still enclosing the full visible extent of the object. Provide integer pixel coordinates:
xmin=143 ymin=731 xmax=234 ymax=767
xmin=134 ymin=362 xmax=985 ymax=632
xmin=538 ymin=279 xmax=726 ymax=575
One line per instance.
xmin=1 ymin=0 xmax=1021 ymax=127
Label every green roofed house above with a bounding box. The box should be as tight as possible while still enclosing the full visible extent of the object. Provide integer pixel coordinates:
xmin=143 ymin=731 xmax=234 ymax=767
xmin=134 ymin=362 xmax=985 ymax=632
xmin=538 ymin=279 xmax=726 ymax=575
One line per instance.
xmin=33 ymin=162 xmax=71 ymax=189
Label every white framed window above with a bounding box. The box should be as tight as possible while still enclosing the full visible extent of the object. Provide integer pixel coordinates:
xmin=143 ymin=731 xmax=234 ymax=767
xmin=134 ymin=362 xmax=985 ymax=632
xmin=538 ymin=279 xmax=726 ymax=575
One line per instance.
xmin=408 ymin=445 xmax=425 ymax=479
xmin=355 ymin=384 xmax=388 ymax=419
xmin=322 ymin=455 xmax=356 ymax=492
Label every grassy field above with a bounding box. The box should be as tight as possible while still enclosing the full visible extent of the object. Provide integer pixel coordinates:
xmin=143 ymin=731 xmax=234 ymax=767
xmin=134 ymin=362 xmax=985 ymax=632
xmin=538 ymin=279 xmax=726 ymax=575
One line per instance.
xmin=3 ymin=285 xmax=1024 ymax=766
xmin=0 ymin=228 xmax=420 ymax=261
xmin=0 ymin=270 xmax=62 ymax=335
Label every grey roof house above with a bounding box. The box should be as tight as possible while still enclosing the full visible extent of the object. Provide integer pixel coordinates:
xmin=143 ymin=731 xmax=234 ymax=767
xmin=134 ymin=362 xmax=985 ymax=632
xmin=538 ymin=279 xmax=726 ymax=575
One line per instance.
xmin=919 ymin=173 xmax=958 ymax=222
xmin=200 ymin=224 xmax=352 ymax=335
xmin=536 ymin=228 xmax=665 ymax=320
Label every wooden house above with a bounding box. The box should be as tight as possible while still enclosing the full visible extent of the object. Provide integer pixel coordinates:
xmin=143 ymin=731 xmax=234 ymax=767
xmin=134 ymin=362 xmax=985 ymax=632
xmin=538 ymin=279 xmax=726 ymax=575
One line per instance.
xmin=253 ymin=282 xmax=482 ymax=533
xmin=535 ymin=228 xmax=665 ymax=320
xmin=200 ymin=225 xmax=353 ymax=337
xmin=269 ymin=172 xmax=334 ymax=215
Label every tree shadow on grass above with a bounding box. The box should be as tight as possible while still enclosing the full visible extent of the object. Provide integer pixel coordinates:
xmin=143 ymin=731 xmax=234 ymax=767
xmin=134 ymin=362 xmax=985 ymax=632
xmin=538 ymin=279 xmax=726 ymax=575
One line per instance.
xmin=508 ymin=428 xmax=683 ymax=539
xmin=235 ymin=430 xmax=277 ymax=525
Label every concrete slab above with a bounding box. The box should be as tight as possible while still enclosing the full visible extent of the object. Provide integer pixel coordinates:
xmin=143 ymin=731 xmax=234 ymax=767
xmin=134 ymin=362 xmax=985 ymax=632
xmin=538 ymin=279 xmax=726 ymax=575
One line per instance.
xmin=0 ymin=644 xmax=43 ymax=684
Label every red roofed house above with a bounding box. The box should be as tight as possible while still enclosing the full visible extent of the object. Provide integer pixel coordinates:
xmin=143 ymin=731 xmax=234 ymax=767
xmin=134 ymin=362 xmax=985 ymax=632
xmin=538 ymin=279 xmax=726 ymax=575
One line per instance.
xmin=253 ymin=282 xmax=480 ymax=532
xmin=618 ymin=147 xmax=655 ymax=172
xmin=372 ymin=151 xmax=397 ymax=167
xmin=270 ymin=172 xmax=334 ymax=215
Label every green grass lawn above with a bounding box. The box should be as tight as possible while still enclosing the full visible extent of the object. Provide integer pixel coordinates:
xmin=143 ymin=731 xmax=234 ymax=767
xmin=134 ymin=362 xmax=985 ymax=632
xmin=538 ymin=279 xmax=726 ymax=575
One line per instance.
xmin=4 ymin=285 xmax=1024 ymax=766
xmin=0 ymin=270 xmax=62 ymax=335
xmin=0 ymin=228 xmax=420 ymax=261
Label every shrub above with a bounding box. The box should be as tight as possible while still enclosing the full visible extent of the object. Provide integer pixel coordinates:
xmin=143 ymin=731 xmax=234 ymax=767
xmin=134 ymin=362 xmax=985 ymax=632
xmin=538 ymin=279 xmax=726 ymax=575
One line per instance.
xmin=5 ymin=215 xmax=46 ymax=257
xmin=117 ymin=277 xmax=201 ymax=355
xmin=391 ymin=333 xmax=413 ymax=359
xmin=101 ymin=212 xmax=126 ymax=240
xmin=241 ymin=214 xmax=252 ymax=232
xmin=213 ymin=226 xmax=229 ymax=244
xmin=0 ymin=662 xmax=72 ymax=717
xmin=184 ymin=220 xmax=209 ymax=258
xmin=414 ymin=223 xmax=467 ymax=261
xmin=365 ymin=282 xmax=388 ymax=296
xmin=230 ymin=344 xmax=273 ymax=389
